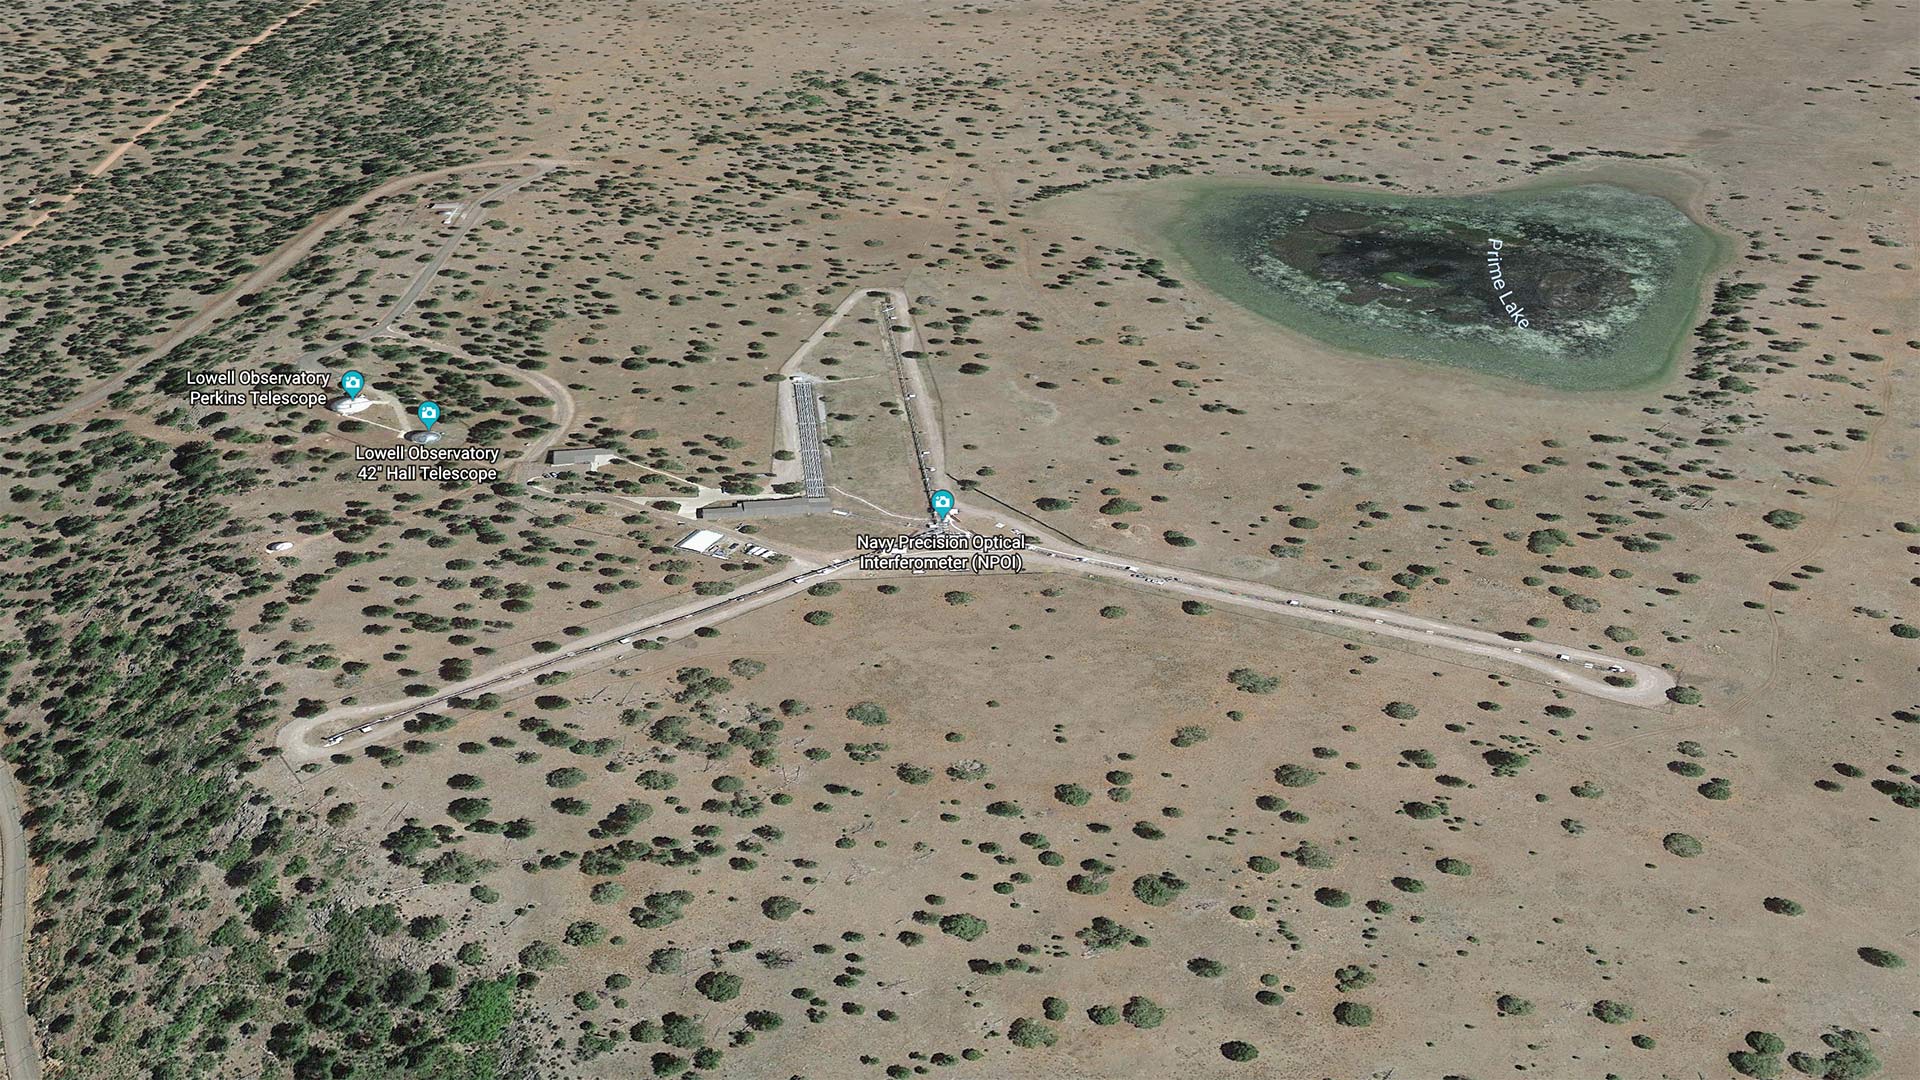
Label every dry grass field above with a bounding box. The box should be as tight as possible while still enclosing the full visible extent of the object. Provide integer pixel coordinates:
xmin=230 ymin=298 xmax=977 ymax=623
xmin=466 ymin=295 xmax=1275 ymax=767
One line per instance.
xmin=0 ymin=0 xmax=1910 ymax=1078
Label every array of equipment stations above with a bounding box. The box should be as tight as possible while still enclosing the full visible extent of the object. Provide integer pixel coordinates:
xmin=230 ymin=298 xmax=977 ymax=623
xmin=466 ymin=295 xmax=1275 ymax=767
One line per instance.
xmin=327 ymin=368 xmax=442 ymax=443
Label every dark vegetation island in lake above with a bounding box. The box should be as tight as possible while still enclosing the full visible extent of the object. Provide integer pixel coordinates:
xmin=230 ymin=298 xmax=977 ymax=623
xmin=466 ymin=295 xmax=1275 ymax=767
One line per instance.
xmin=1168 ymin=182 xmax=1720 ymax=390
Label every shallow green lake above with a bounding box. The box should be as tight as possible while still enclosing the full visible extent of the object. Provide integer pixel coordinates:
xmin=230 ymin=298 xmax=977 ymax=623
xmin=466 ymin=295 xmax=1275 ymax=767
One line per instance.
xmin=1163 ymin=180 xmax=1722 ymax=390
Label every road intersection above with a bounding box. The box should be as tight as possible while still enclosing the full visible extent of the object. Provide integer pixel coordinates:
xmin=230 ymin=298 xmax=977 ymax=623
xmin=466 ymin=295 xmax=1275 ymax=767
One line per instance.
xmin=275 ymin=286 xmax=1676 ymax=766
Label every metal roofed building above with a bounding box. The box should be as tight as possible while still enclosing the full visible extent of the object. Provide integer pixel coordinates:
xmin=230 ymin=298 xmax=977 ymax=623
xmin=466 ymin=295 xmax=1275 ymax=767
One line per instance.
xmin=547 ymin=447 xmax=618 ymax=470
xmin=674 ymin=529 xmax=726 ymax=555
xmin=697 ymin=495 xmax=833 ymax=521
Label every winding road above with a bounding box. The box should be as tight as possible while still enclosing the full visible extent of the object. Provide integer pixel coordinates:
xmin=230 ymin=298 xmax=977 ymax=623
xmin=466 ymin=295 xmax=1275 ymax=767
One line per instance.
xmin=0 ymin=153 xmax=574 ymax=1078
xmin=0 ymin=157 xmax=574 ymax=440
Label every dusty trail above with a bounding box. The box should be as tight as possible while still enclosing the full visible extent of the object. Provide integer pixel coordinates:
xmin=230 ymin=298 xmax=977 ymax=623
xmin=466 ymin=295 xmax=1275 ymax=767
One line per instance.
xmin=0 ymin=158 xmax=574 ymax=439
xmin=0 ymin=0 xmax=328 ymax=253
xmin=0 ymin=9 xmax=335 ymax=1077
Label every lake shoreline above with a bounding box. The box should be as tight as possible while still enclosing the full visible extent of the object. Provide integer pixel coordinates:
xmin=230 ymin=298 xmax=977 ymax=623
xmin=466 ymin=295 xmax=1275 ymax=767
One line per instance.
xmin=1055 ymin=166 xmax=1732 ymax=393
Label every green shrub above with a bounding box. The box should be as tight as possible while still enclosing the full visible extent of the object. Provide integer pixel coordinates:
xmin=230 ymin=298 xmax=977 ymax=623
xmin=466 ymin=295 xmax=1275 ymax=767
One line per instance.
xmin=1333 ymin=1001 xmax=1373 ymax=1027
xmin=1662 ymin=832 xmax=1704 ymax=857
xmin=695 ymin=970 xmax=743 ymax=1002
xmin=1274 ymin=764 xmax=1321 ymax=787
xmin=939 ymin=913 xmax=990 ymax=941
xmin=1007 ymin=1017 xmax=1056 ymax=1048
xmin=1591 ymin=999 xmax=1634 ymax=1024
xmin=1131 ymin=871 xmax=1188 ymax=906
xmin=1857 ymin=946 xmax=1905 ymax=969
xmin=1121 ymin=996 xmax=1165 ymax=1029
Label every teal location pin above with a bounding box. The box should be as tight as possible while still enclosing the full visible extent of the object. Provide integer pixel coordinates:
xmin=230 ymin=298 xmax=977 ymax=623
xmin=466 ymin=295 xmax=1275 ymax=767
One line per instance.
xmin=340 ymin=370 xmax=365 ymax=399
xmin=931 ymin=489 xmax=954 ymax=522
xmin=417 ymin=401 xmax=440 ymax=429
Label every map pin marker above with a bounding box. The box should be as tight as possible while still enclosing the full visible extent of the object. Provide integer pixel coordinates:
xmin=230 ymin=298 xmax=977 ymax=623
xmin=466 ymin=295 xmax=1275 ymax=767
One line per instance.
xmin=418 ymin=401 xmax=440 ymax=430
xmin=339 ymin=370 xmax=365 ymax=400
xmin=931 ymin=489 xmax=954 ymax=522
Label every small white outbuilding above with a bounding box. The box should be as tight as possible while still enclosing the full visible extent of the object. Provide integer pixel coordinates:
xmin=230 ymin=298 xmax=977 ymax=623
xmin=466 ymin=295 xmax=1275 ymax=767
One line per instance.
xmin=674 ymin=529 xmax=725 ymax=555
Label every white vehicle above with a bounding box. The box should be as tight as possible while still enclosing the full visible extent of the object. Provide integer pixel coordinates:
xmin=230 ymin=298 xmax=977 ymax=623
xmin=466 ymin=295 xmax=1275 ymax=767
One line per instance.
xmin=587 ymin=644 xmax=605 ymax=652
xmin=1556 ymin=653 xmax=1573 ymax=661
xmin=1285 ymin=599 xmax=1300 ymax=606
xmin=358 ymin=724 xmax=377 ymax=733
xmin=1582 ymin=662 xmax=1596 ymax=669
xmin=1511 ymin=647 xmax=1523 ymax=653
xmin=267 ymin=541 xmax=295 ymax=552
xmin=912 ymin=569 xmax=926 ymax=575
xmin=323 ymin=735 xmax=343 ymax=747
xmin=1607 ymin=665 xmax=1626 ymax=673
xmin=618 ymin=635 xmax=637 ymax=645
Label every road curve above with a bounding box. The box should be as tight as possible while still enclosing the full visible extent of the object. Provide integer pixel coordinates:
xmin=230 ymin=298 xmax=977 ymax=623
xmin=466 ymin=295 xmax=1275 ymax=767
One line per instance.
xmin=377 ymin=331 xmax=577 ymax=482
xmin=0 ymin=761 xmax=38 ymax=1080
xmin=881 ymin=284 xmax=1673 ymax=708
xmin=273 ymin=284 xmax=1679 ymax=769
xmin=0 ymin=157 xmax=577 ymax=439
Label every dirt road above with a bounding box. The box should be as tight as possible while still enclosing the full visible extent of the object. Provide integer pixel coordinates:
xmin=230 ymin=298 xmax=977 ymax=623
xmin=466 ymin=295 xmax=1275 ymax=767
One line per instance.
xmin=0 ymin=158 xmax=573 ymax=439
xmin=0 ymin=0 xmax=327 ymax=253
xmin=0 ymin=764 xmax=37 ymax=1080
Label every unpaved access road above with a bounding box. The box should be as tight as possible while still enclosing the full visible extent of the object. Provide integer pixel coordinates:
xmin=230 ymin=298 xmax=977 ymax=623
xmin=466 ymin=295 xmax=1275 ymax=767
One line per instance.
xmin=272 ymin=286 xmax=1679 ymax=769
xmin=0 ymin=158 xmax=575 ymax=439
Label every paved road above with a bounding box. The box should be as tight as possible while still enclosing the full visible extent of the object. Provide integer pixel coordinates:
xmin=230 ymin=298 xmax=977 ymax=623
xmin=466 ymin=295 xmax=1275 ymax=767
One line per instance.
xmin=1017 ymin=543 xmax=1673 ymax=705
xmin=771 ymin=288 xmax=872 ymax=490
xmin=878 ymin=285 xmax=1672 ymax=705
xmin=0 ymin=762 xmax=37 ymax=1080
xmin=277 ymin=553 xmax=841 ymax=763
xmin=273 ymin=284 xmax=1676 ymax=766
xmin=875 ymin=290 xmax=940 ymax=512
xmin=300 ymin=164 xmax=562 ymax=366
